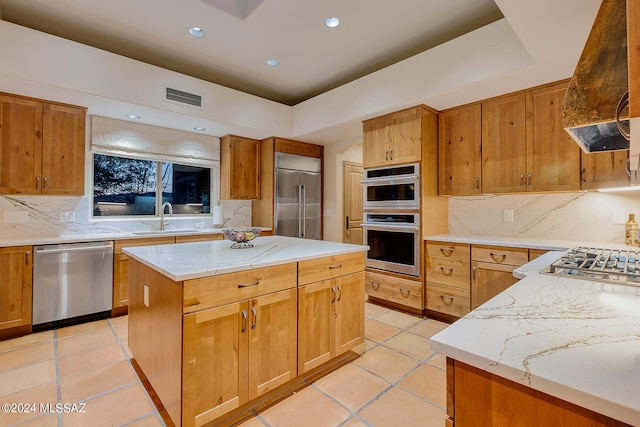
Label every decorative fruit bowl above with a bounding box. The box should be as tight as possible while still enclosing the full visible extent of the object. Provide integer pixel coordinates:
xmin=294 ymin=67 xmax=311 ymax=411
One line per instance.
xmin=222 ymin=228 xmax=261 ymax=249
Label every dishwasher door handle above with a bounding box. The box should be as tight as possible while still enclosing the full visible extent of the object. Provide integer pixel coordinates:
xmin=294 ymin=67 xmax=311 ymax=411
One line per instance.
xmin=35 ymin=244 xmax=113 ymax=254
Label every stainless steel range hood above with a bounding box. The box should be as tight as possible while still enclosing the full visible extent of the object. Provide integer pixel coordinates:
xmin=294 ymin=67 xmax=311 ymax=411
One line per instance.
xmin=563 ymin=0 xmax=629 ymax=154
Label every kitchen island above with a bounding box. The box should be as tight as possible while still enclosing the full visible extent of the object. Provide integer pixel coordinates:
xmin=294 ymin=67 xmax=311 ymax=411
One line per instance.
xmin=431 ymin=251 xmax=640 ymax=426
xmin=124 ymin=235 xmax=367 ymax=427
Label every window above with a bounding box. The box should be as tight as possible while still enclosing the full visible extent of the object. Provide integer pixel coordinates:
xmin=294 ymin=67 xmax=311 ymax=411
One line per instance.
xmin=93 ymin=154 xmax=211 ymax=217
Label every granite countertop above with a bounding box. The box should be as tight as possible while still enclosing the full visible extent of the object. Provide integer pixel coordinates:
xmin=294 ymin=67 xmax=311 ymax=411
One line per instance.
xmin=430 ymin=250 xmax=640 ymax=425
xmin=123 ymin=235 xmax=368 ymax=281
xmin=0 ymin=227 xmax=272 ymax=248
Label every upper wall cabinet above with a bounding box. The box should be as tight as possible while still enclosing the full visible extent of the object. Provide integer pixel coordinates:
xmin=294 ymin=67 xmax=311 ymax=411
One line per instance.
xmin=0 ymin=94 xmax=86 ymax=195
xmin=363 ymin=106 xmax=424 ymax=168
xmin=439 ymin=104 xmax=482 ymax=195
xmin=220 ymin=134 xmax=261 ymax=200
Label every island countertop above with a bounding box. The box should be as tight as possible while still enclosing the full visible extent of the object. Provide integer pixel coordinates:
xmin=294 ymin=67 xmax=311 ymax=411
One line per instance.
xmin=123 ymin=235 xmax=368 ymax=281
xmin=430 ymin=251 xmax=640 ymax=426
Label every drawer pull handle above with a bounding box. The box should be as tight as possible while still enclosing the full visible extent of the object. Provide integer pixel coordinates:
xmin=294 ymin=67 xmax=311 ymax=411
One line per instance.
xmin=489 ymin=253 xmax=507 ymax=262
xmin=241 ymin=310 xmax=248 ymax=333
xmin=251 ymin=307 xmax=257 ymax=330
xmin=331 ymin=287 xmax=337 ymax=303
xmin=371 ymin=281 xmax=381 ymax=291
xmin=440 ymin=266 xmax=454 ymax=275
xmin=329 ymin=264 xmax=343 ymax=269
xmin=440 ymin=294 xmax=454 ymax=302
xmin=238 ymin=280 xmax=259 ymax=288
xmin=399 ymin=288 xmax=411 ymax=298
xmin=440 ymin=247 xmax=454 ymax=256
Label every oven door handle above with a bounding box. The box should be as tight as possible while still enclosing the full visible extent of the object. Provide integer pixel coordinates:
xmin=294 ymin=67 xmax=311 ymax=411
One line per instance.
xmin=361 ymin=223 xmax=419 ymax=231
xmin=360 ymin=175 xmax=419 ymax=185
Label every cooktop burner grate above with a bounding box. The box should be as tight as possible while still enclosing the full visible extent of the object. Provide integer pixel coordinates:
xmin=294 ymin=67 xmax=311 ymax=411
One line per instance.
xmin=542 ymin=246 xmax=640 ymax=285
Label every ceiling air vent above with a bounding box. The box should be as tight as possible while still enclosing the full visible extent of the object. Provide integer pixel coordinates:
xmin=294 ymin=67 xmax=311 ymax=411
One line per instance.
xmin=164 ymin=87 xmax=202 ymax=108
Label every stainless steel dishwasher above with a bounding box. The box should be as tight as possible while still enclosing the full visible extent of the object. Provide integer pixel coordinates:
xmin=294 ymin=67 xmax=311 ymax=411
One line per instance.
xmin=33 ymin=241 xmax=114 ymax=327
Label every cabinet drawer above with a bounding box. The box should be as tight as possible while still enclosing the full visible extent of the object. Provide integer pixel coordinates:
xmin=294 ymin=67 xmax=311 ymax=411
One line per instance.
xmin=425 ymin=257 xmax=470 ymax=289
xmin=471 ymin=245 xmax=528 ymax=266
xmin=114 ymin=237 xmax=175 ymax=254
xmin=426 ymin=241 xmax=470 ymax=259
xmin=365 ymin=271 xmax=422 ymax=310
xmin=183 ymin=263 xmax=297 ymax=313
xmin=426 ymin=283 xmax=470 ymax=318
xmin=174 ymin=233 xmax=223 ymax=243
xmin=298 ymin=252 xmax=365 ymax=285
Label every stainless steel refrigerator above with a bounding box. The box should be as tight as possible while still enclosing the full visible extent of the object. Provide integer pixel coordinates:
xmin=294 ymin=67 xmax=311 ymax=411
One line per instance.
xmin=275 ymin=152 xmax=321 ymax=239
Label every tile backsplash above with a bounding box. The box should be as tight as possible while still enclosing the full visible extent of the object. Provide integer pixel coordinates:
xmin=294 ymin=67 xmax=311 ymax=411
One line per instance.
xmin=0 ymin=195 xmax=251 ymax=240
xmin=448 ymin=192 xmax=640 ymax=244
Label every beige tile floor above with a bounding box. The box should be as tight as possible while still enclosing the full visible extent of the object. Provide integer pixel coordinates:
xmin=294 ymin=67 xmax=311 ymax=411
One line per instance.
xmin=0 ymin=302 xmax=448 ymax=427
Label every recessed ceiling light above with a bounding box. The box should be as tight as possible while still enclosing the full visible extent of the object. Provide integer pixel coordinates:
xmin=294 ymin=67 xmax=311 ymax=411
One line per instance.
xmin=266 ymin=59 xmax=280 ymax=67
xmin=189 ymin=27 xmax=205 ymax=38
xmin=193 ymin=127 xmax=206 ymax=132
xmin=325 ymin=17 xmax=340 ymax=28
xmin=126 ymin=114 xmax=141 ymax=119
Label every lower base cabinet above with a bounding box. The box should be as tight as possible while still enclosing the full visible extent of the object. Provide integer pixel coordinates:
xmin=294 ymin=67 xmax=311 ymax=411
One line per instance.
xmin=365 ymin=270 xmax=423 ymax=310
xmin=0 ymin=246 xmax=32 ymax=337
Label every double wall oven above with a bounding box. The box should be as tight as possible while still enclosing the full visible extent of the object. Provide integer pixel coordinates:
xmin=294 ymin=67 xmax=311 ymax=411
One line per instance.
xmin=362 ymin=163 xmax=421 ymax=277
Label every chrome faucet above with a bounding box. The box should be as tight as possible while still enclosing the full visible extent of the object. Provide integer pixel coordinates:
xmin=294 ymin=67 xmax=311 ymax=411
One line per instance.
xmin=160 ymin=201 xmax=173 ymax=231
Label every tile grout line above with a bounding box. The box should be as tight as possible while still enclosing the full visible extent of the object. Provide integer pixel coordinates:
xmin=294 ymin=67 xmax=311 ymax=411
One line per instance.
xmin=53 ymin=329 xmax=62 ymax=427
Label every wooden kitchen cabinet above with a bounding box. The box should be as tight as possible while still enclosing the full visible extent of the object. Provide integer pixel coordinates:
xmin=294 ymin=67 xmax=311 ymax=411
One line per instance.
xmin=580 ymin=150 xmax=629 ymax=189
xmin=439 ymin=104 xmax=482 ymax=195
xmin=365 ymin=270 xmax=423 ymax=311
xmin=0 ymin=246 xmax=33 ymax=338
xmin=220 ymin=134 xmax=261 ymax=200
xmin=174 ymin=233 xmax=223 ymax=243
xmin=182 ymin=288 xmax=297 ymax=426
xmin=471 ymin=245 xmax=528 ymax=309
xmin=362 ymin=105 xmax=428 ymax=168
xmin=424 ymin=241 xmax=471 ymax=318
xmin=525 ymin=82 xmax=581 ymax=192
xmin=0 ymin=93 xmax=85 ymax=196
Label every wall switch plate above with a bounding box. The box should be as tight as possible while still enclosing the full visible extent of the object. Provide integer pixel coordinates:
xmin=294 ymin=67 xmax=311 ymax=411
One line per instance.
xmin=503 ymin=209 xmax=514 ymax=222
xmin=4 ymin=211 xmax=28 ymax=223
xmin=59 ymin=211 xmax=75 ymax=222
xmin=612 ymin=209 xmax=627 ymax=224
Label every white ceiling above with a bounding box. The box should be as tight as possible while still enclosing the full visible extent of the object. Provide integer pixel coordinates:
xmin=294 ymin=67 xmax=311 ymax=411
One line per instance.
xmin=0 ymin=0 xmax=503 ymax=105
xmin=0 ymin=0 xmax=603 ymax=145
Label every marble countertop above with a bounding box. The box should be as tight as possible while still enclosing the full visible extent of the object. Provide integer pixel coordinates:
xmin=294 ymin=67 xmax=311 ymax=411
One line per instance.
xmin=0 ymin=227 xmax=272 ymax=248
xmin=430 ymin=250 xmax=640 ymax=425
xmin=424 ymin=233 xmax=636 ymax=251
xmin=123 ymin=235 xmax=368 ymax=281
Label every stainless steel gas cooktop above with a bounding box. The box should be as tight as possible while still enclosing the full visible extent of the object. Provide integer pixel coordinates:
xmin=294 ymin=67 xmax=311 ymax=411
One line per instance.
xmin=542 ymin=246 xmax=640 ymax=286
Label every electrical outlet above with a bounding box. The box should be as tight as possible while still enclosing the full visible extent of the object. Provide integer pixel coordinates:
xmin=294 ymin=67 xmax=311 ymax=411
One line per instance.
xmin=612 ymin=209 xmax=626 ymax=224
xmin=59 ymin=211 xmax=75 ymax=222
xmin=503 ymin=209 xmax=514 ymax=222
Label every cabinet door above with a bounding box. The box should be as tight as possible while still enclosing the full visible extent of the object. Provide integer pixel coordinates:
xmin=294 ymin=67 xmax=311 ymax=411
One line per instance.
xmin=247 ymin=289 xmax=297 ymax=400
xmin=41 ymin=103 xmax=86 ymax=195
xmin=526 ymin=83 xmax=581 ymax=192
xmin=363 ymin=115 xmax=391 ymax=168
xmin=334 ymin=272 xmax=364 ymax=356
xmin=580 ymin=151 xmax=629 ymax=190
xmin=221 ymin=135 xmax=261 ymax=199
xmin=0 ymin=246 xmax=32 ymax=331
xmin=182 ymin=302 xmax=249 ymax=427
xmin=297 ymin=279 xmax=333 ymax=374
xmin=0 ymin=95 xmax=42 ymax=195
xmin=439 ymin=104 xmax=482 ymax=195
xmin=389 ymin=107 xmax=421 ymax=165
xmin=482 ymin=94 xmax=527 ymax=193
xmin=113 ymin=254 xmax=129 ymax=308
xmin=471 ymin=261 xmax=519 ymax=309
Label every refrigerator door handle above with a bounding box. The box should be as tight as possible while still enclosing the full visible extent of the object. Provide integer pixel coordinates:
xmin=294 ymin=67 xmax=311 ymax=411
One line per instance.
xmin=298 ymin=184 xmax=303 ymax=238
xmin=301 ymin=184 xmax=306 ymax=238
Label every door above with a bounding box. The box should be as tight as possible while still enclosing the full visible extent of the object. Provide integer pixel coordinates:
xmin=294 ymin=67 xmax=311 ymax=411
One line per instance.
xmin=342 ymin=162 xmax=363 ymax=244
xmin=301 ymin=171 xmax=321 ymax=239
xmin=275 ymin=168 xmax=300 ymax=237
xmin=297 ymin=280 xmax=333 ymax=374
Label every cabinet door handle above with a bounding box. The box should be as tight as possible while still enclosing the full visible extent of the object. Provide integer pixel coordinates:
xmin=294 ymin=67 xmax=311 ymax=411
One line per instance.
xmin=337 ymin=284 xmax=342 ymax=302
xmin=489 ymin=252 xmax=507 ymax=262
xmin=581 ymin=168 xmax=587 ymax=184
xmin=43 ymin=177 xmax=48 ymax=190
xmin=251 ymin=307 xmax=257 ymax=330
xmin=25 ymin=250 xmax=30 ymax=265
xmin=35 ymin=176 xmax=40 ymax=190
xmin=389 ymin=149 xmax=393 ymax=160
xmin=345 ymin=216 xmax=349 ymax=230
xmin=399 ymin=288 xmax=410 ymax=298
xmin=331 ymin=286 xmax=336 ymax=303
xmin=329 ymin=264 xmax=342 ymax=270
xmin=475 ymin=177 xmax=480 ymax=190
xmin=439 ymin=247 xmax=454 ymax=256
xmin=528 ymin=173 xmax=532 ymax=187
xmin=241 ymin=309 xmax=248 ymax=333
xmin=371 ymin=281 xmax=381 ymax=290
xmin=238 ymin=280 xmax=259 ymax=288
xmin=520 ymin=173 xmax=525 ymax=187
xmin=385 ymin=150 xmax=389 ymax=161
xmin=472 ymin=265 xmax=478 ymax=281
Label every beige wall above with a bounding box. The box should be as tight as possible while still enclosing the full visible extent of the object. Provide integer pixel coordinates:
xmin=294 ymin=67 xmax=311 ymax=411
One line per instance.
xmin=323 ymin=141 xmax=363 ymax=242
